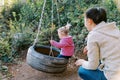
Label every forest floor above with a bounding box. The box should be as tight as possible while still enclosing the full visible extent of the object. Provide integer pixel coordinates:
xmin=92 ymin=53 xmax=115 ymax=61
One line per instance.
xmin=1 ymin=50 xmax=87 ymax=80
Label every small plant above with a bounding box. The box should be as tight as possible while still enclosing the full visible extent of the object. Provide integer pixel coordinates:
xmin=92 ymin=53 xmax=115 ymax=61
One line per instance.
xmin=0 ymin=32 xmax=12 ymax=62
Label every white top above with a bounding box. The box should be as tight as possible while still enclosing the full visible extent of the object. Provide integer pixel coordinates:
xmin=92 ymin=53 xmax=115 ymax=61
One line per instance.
xmin=82 ymin=21 xmax=120 ymax=80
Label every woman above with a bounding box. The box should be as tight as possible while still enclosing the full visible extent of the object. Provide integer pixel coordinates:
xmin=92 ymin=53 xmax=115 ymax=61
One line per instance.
xmin=75 ymin=7 xmax=120 ymax=80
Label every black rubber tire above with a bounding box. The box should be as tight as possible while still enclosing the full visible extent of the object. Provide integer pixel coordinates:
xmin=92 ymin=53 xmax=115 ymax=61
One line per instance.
xmin=26 ymin=45 xmax=68 ymax=73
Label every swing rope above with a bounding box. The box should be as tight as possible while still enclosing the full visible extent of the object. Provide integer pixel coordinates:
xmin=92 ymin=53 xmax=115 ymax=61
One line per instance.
xmin=56 ymin=0 xmax=60 ymax=27
xmin=33 ymin=0 xmax=46 ymax=46
xmin=32 ymin=0 xmax=59 ymax=57
xmin=49 ymin=0 xmax=61 ymax=56
xmin=49 ymin=0 xmax=54 ymax=56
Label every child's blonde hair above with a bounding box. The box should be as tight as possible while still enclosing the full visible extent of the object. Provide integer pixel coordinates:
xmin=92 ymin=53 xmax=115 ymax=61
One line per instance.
xmin=58 ymin=23 xmax=71 ymax=35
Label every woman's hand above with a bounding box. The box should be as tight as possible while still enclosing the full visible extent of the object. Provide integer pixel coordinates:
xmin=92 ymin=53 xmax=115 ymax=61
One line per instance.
xmin=75 ymin=59 xmax=85 ymax=66
xmin=83 ymin=46 xmax=88 ymax=54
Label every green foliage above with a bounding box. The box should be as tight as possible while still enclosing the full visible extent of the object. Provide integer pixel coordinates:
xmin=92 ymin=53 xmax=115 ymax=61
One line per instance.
xmin=1 ymin=2 xmax=24 ymax=21
xmin=0 ymin=32 xmax=12 ymax=62
xmin=103 ymin=0 xmax=120 ymax=25
xmin=0 ymin=0 xmax=120 ymax=63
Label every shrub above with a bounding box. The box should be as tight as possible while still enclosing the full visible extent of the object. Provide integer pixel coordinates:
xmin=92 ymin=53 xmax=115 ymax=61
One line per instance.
xmin=0 ymin=32 xmax=12 ymax=62
xmin=0 ymin=0 xmax=120 ymax=63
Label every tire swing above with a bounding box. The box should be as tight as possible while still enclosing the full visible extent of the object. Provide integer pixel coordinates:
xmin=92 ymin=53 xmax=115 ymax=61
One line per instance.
xmin=26 ymin=0 xmax=68 ymax=73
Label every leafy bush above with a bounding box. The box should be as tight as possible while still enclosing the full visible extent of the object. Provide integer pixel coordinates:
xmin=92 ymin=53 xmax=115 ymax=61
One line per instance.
xmin=0 ymin=0 xmax=120 ymax=62
xmin=1 ymin=2 xmax=24 ymax=21
xmin=0 ymin=32 xmax=12 ymax=62
xmin=103 ymin=0 xmax=120 ymax=25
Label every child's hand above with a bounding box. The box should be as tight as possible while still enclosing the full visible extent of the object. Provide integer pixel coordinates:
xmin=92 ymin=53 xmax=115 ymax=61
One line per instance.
xmin=83 ymin=46 xmax=88 ymax=54
xmin=50 ymin=40 xmax=53 ymax=44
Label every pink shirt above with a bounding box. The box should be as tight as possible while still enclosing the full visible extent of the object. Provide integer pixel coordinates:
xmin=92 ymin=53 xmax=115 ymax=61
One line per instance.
xmin=51 ymin=36 xmax=75 ymax=56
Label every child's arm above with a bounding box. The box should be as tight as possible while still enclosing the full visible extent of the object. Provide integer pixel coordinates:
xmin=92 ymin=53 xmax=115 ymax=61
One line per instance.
xmin=50 ymin=40 xmax=67 ymax=48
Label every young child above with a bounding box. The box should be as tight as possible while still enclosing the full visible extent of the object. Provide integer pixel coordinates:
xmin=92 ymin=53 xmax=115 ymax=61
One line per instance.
xmin=75 ymin=7 xmax=120 ymax=80
xmin=50 ymin=23 xmax=75 ymax=59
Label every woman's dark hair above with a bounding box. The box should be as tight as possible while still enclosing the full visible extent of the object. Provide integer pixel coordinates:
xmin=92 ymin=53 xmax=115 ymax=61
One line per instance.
xmin=85 ymin=7 xmax=107 ymax=24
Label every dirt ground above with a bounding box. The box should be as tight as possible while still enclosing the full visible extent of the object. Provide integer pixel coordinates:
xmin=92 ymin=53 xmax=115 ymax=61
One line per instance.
xmin=2 ymin=50 xmax=87 ymax=80
xmin=9 ymin=59 xmax=80 ymax=80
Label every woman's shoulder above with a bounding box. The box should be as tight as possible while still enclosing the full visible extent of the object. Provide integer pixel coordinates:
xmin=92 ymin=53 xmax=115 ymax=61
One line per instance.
xmin=88 ymin=31 xmax=103 ymax=42
xmin=88 ymin=31 xmax=100 ymax=38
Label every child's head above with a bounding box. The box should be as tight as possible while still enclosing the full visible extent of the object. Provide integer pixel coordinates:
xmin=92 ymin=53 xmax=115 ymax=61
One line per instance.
xmin=84 ymin=7 xmax=107 ymax=31
xmin=57 ymin=23 xmax=71 ymax=38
